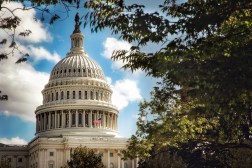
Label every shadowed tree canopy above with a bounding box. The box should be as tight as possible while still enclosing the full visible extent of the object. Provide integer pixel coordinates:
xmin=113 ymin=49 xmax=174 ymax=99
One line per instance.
xmin=82 ymin=0 xmax=252 ymax=167
xmin=65 ymin=146 xmax=105 ymax=168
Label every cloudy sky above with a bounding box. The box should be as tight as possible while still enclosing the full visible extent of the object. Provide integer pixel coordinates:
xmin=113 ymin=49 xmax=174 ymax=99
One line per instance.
xmin=0 ymin=1 xmax=159 ymax=145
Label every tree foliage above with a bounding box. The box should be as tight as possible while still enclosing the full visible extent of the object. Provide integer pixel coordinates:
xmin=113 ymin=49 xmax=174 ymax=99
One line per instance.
xmin=0 ymin=0 xmax=80 ymax=63
xmin=66 ymin=146 xmax=105 ymax=168
xmin=83 ymin=0 xmax=252 ymax=167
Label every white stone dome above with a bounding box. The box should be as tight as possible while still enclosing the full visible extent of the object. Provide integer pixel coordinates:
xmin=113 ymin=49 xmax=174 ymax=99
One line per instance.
xmin=34 ymin=19 xmax=118 ymax=138
xmin=50 ymin=53 xmax=105 ymax=81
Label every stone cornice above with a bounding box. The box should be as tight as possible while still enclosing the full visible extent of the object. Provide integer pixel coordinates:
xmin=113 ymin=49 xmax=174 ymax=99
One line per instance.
xmin=35 ymin=100 xmax=118 ymax=113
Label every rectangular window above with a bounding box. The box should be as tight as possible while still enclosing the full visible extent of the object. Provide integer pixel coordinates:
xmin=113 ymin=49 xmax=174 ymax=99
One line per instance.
xmin=49 ymin=163 xmax=54 ymax=168
xmin=51 ymin=93 xmax=54 ymax=101
xmin=67 ymin=91 xmax=69 ymax=99
xmin=79 ymin=113 xmax=82 ymax=125
xmin=110 ymin=152 xmax=113 ymax=157
xmin=56 ymin=92 xmax=58 ymax=100
xmin=85 ymin=91 xmax=87 ymax=99
xmin=85 ymin=113 xmax=89 ymax=127
xmin=60 ymin=114 xmax=62 ymax=127
xmin=73 ymin=91 xmax=75 ymax=99
xmin=79 ymin=91 xmax=81 ymax=99
xmin=50 ymin=152 xmax=54 ymax=156
xmin=72 ymin=113 xmax=75 ymax=125
xmin=99 ymin=152 xmax=103 ymax=157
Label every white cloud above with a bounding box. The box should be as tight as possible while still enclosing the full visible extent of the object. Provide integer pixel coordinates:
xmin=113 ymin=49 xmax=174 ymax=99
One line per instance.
xmin=0 ymin=2 xmax=60 ymax=63
xmin=0 ymin=57 xmax=49 ymax=122
xmin=28 ymin=46 xmax=61 ymax=63
xmin=0 ymin=136 xmax=27 ymax=145
xmin=0 ymin=2 xmax=52 ymax=43
xmin=102 ymin=37 xmax=144 ymax=77
xmin=110 ymin=79 xmax=142 ymax=110
xmin=102 ymin=37 xmax=132 ymax=69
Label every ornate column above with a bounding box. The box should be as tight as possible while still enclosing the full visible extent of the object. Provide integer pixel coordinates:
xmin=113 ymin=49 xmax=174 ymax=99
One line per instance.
xmin=57 ymin=111 xmax=59 ymax=128
xmin=117 ymin=150 xmax=121 ymax=168
xmin=122 ymin=160 xmax=124 ymax=168
xmin=41 ymin=114 xmax=43 ymax=131
xmin=94 ymin=111 xmax=97 ymax=128
xmin=107 ymin=150 xmax=110 ymax=168
xmin=115 ymin=114 xmax=117 ymax=130
xmin=54 ymin=111 xmax=57 ymax=128
xmin=102 ymin=111 xmax=105 ymax=128
xmin=108 ymin=114 xmax=111 ymax=129
xmin=111 ymin=114 xmax=114 ymax=130
xmin=83 ymin=110 xmax=86 ymax=127
xmin=62 ymin=110 xmax=65 ymax=128
xmin=76 ymin=110 xmax=78 ymax=127
xmin=132 ymin=160 xmax=135 ymax=168
xmin=89 ymin=110 xmax=92 ymax=128
xmin=68 ymin=110 xmax=71 ymax=127
xmin=44 ymin=113 xmax=46 ymax=130
xmin=48 ymin=112 xmax=51 ymax=129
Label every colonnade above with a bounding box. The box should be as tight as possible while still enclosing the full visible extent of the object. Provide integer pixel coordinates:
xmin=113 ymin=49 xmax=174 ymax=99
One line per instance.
xmin=36 ymin=110 xmax=118 ymax=133
xmin=43 ymin=89 xmax=112 ymax=104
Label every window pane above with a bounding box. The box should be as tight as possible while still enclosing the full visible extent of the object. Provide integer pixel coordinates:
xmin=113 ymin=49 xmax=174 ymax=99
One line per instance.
xmin=73 ymin=91 xmax=75 ymax=99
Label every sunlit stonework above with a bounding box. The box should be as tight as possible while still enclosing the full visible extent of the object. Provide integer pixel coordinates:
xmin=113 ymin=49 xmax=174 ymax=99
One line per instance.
xmin=0 ymin=14 xmax=138 ymax=168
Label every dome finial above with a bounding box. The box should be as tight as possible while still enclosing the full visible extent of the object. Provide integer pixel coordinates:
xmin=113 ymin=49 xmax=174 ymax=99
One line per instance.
xmin=73 ymin=12 xmax=81 ymax=33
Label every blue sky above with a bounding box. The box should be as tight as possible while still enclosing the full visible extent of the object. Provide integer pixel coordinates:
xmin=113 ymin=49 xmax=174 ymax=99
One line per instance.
xmin=0 ymin=1 xmax=159 ymax=144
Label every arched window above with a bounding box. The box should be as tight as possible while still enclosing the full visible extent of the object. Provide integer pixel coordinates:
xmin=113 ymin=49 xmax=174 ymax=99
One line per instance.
xmin=85 ymin=91 xmax=88 ymax=99
xmin=73 ymin=91 xmax=75 ymax=99
xmin=72 ymin=113 xmax=75 ymax=126
xmin=85 ymin=113 xmax=89 ymax=127
xmin=67 ymin=91 xmax=69 ymax=99
xmin=61 ymin=91 xmax=64 ymax=100
xmin=59 ymin=113 xmax=62 ymax=127
xmin=78 ymin=113 xmax=82 ymax=125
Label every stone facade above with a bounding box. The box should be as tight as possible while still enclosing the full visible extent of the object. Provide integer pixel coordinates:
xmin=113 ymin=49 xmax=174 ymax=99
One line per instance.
xmin=0 ymin=16 xmax=137 ymax=168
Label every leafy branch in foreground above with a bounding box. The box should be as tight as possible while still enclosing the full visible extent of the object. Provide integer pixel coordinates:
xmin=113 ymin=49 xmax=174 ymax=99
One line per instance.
xmin=83 ymin=0 xmax=252 ymax=167
xmin=0 ymin=0 xmax=80 ymax=63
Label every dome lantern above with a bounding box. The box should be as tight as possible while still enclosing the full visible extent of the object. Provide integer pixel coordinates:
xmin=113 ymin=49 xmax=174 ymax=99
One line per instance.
xmin=70 ymin=13 xmax=84 ymax=54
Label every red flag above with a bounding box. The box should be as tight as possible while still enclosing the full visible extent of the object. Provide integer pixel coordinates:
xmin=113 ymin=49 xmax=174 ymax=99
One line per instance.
xmin=93 ymin=118 xmax=102 ymax=124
